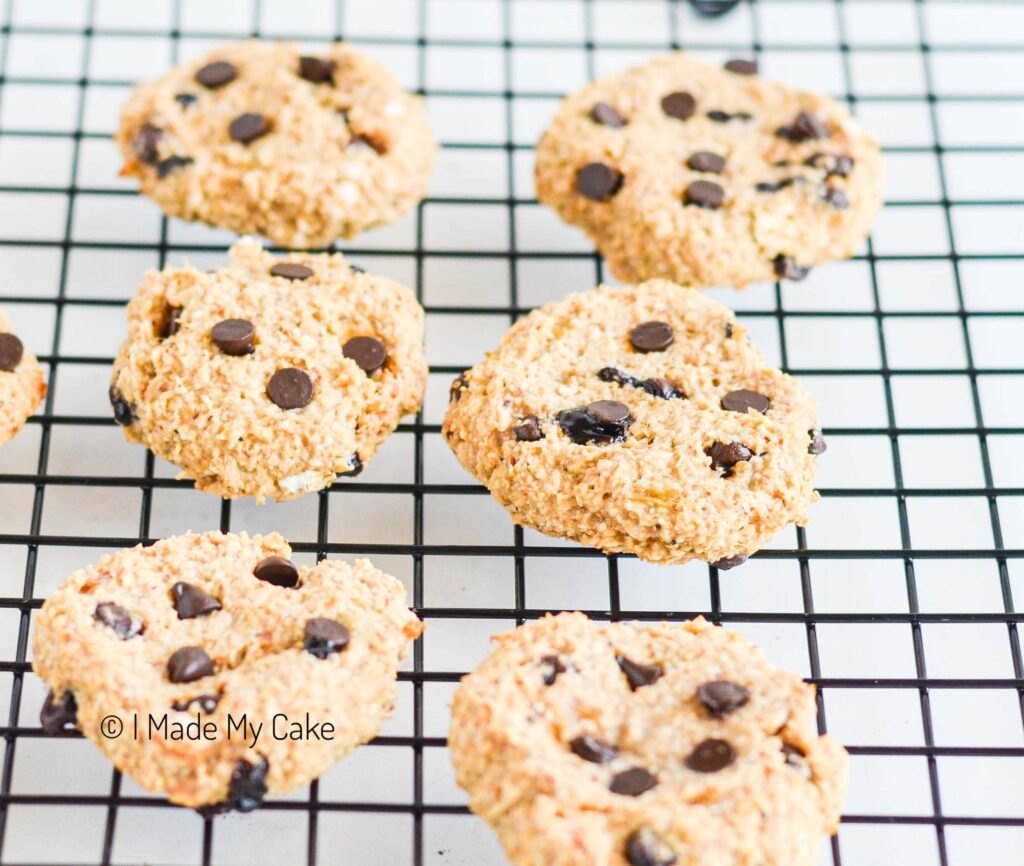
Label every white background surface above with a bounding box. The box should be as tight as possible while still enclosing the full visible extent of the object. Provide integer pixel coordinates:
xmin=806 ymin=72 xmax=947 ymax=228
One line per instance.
xmin=0 ymin=0 xmax=1022 ymax=864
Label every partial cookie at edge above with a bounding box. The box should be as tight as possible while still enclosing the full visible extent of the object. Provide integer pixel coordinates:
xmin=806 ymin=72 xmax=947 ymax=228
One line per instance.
xmin=0 ymin=309 xmax=46 ymax=446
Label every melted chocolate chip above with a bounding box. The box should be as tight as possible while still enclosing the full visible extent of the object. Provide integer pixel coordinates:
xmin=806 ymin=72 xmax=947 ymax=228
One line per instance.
xmin=641 ymin=377 xmax=684 ymax=400
xmin=298 ymin=56 xmax=336 ymax=84
xmin=569 ymin=735 xmax=619 ymax=764
xmin=697 ymin=680 xmax=750 ymax=717
xmin=625 ymin=827 xmax=677 ymax=866
xmin=687 ymin=151 xmax=726 ymax=174
xmin=304 ymin=618 xmax=351 ymax=659
xmin=824 ymin=186 xmax=849 ymax=209
xmin=343 ymin=336 xmax=387 ymax=374
xmin=229 ymin=112 xmax=271 ymax=144
xmin=610 ymin=767 xmax=658 ymax=796
xmin=513 ymin=416 xmax=543 ymax=442
xmin=157 ymin=155 xmax=193 ymax=178
xmin=707 ymin=110 xmax=753 ymax=123
xmin=254 ymin=556 xmax=300 ymax=588
xmin=175 ymin=93 xmax=197 ymax=109
xmin=449 ymin=372 xmax=469 ymax=402
xmin=630 ymin=321 xmax=674 ymax=353
xmin=711 ymin=554 xmax=748 ymax=570
xmin=782 ymin=743 xmax=812 ymax=778
xmin=109 ymin=386 xmax=136 ymax=426
xmin=227 ymin=757 xmax=268 ymax=812
xmin=211 ymin=318 xmax=255 ymax=356
xmin=93 ymin=602 xmax=142 ymax=639
xmin=706 ymin=441 xmax=753 ymax=475
xmin=590 ymin=102 xmax=626 ymax=127
xmin=724 ymin=58 xmax=758 ymax=75
xmin=196 ymin=61 xmax=237 ymax=89
xmin=0 ymin=333 xmax=24 ymax=372
xmin=270 ymin=262 xmax=313 ymax=280
xmin=685 ymin=180 xmax=725 ymax=209
xmin=805 ymin=152 xmax=853 ymax=177
xmin=172 ymin=582 xmax=222 ymax=620
xmin=132 ymin=124 xmax=162 ymax=164
xmin=777 ymin=111 xmax=830 ymax=143
xmin=540 ymin=655 xmax=566 ymax=686
xmin=558 ymin=401 xmax=634 ymax=445
xmin=721 ymin=389 xmax=770 ymax=414
xmin=172 ymin=693 xmax=220 ymax=714
xmin=773 ymin=255 xmax=811 ymax=281
xmin=267 ymin=368 xmax=313 ymax=409
xmin=809 ymin=429 xmax=827 ymax=455
xmin=661 ymin=91 xmax=696 ymax=121
xmin=576 ymin=163 xmax=624 ymax=201
xmin=755 ymin=178 xmax=797 ymax=193
xmin=158 ymin=305 xmax=183 ymax=339
xmin=167 ymin=646 xmax=215 ymax=683
xmin=685 ymin=738 xmax=736 ymax=772
xmin=617 ymin=655 xmax=663 ymax=691
xmin=40 ymin=689 xmax=77 ymax=734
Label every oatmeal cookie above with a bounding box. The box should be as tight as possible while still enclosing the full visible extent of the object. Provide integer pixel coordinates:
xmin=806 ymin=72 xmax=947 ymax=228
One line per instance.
xmin=0 ymin=310 xmax=46 ymax=446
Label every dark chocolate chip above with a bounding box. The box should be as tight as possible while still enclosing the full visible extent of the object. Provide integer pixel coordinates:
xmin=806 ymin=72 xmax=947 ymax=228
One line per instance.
xmin=697 ymin=680 xmax=751 ymax=717
xmin=707 ymin=110 xmax=753 ymax=123
xmin=172 ymin=693 xmax=220 ymax=714
xmin=725 ymin=322 xmax=734 ymax=339
xmin=196 ymin=61 xmax=237 ymax=89
xmin=298 ymin=56 xmax=336 ymax=84
xmin=569 ymin=735 xmax=619 ymax=765
xmin=588 ymin=400 xmax=630 ymax=423
xmin=40 ymin=689 xmax=77 ymax=734
xmin=630 ymin=321 xmax=674 ymax=353
xmin=590 ymin=102 xmax=626 ymax=128
xmin=685 ymin=738 xmax=736 ymax=772
xmin=132 ymin=124 xmax=163 ymax=164
xmin=773 ymin=254 xmax=811 ymax=281
xmin=270 ymin=262 xmax=313 ymax=280
xmin=304 ymin=617 xmax=351 ymax=659
xmin=108 ymin=386 xmax=136 ymax=426
xmin=660 ymin=91 xmax=696 ymax=121
xmin=157 ymin=155 xmax=193 ymax=178
xmin=343 ymin=336 xmax=387 ymax=374
xmin=782 ymin=742 xmax=812 ymax=778
xmin=513 ymin=416 xmax=543 ymax=442
xmin=211 ymin=318 xmax=255 ymax=356
xmin=267 ymin=368 xmax=313 ymax=409
xmin=625 ymin=827 xmax=677 ymax=866
xmin=824 ymin=186 xmax=849 ymax=209
xmin=721 ymin=389 xmax=770 ymax=414
xmin=688 ymin=0 xmax=741 ymax=18
xmin=158 ymin=304 xmax=183 ymax=339
xmin=808 ymin=429 xmax=827 ymax=455
xmin=171 ymin=582 xmax=222 ymax=620
xmin=687 ymin=151 xmax=726 ymax=174
xmin=540 ymin=655 xmax=566 ymax=686
xmin=805 ymin=152 xmax=853 ymax=177
xmin=706 ymin=441 xmax=753 ymax=474
xmin=227 ymin=757 xmax=268 ymax=812
xmin=617 ymin=655 xmax=663 ymax=691
xmin=93 ymin=602 xmax=142 ymax=639
xmin=576 ymin=163 xmax=624 ymax=201
xmin=755 ymin=178 xmax=797 ymax=193
xmin=449 ymin=372 xmax=469 ymax=402
xmin=344 ymin=454 xmax=363 ymax=476
xmin=557 ymin=401 xmax=634 ymax=445
xmin=167 ymin=646 xmax=215 ymax=683
xmin=711 ymin=554 xmax=748 ymax=570
xmin=685 ymin=180 xmax=725 ymax=209
xmin=254 ymin=556 xmax=300 ymax=588
xmin=777 ymin=111 xmax=830 ymax=143
xmin=610 ymin=767 xmax=658 ymax=796
xmin=229 ymin=112 xmax=271 ymax=144
xmin=175 ymin=92 xmax=197 ymax=109
xmin=642 ymin=378 xmax=684 ymax=400
xmin=0 ymin=333 xmax=24 ymax=372
xmin=724 ymin=58 xmax=758 ymax=75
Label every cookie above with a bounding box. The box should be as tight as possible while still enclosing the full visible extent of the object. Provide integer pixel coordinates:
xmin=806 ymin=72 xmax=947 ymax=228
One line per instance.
xmin=110 ymin=238 xmax=427 ymax=502
xmin=443 ymin=281 xmax=824 ymax=565
xmin=535 ymin=52 xmax=884 ymax=288
xmin=0 ymin=310 xmax=46 ymax=446
xmin=116 ymin=40 xmax=436 ymax=247
xmin=32 ymin=530 xmax=423 ymax=811
xmin=450 ymin=612 xmax=846 ymax=866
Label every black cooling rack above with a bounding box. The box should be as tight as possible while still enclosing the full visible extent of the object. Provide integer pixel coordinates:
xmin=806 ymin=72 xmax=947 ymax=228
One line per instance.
xmin=0 ymin=0 xmax=1022 ymax=863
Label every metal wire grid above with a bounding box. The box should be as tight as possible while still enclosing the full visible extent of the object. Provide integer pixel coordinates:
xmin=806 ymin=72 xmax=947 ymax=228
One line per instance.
xmin=0 ymin=0 xmax=1020 ymax=863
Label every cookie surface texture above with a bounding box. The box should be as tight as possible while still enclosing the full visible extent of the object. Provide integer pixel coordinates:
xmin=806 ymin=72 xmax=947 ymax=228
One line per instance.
xmin=450 ymin=612 xmax=846 ymax=866
xmin=116 ymin=40 xmax=436 ymax=247
xmin=535 ymin=52 xmax=884 ymax=287
xmin=32 ymin=531 xmax=423 ymax=811
xmin=442 ymin=281 xmax=823 ymax=564
xmin=0 ymin=309 xmax=46 ymax=446
xmin=111 ymin=238 xmax=426 ymax=501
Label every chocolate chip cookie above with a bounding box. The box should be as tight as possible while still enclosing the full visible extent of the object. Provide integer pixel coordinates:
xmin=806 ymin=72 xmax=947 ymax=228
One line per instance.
xmin=0 ymin=310 xmax=46 ymax=446
xmin=33 ymin=531 xmax=423 ymax=811
xmin=110 ymin=238 xmax=427 ymax=502
xmin=535 ymin=52 xmax=885 ymax=288
xmin=443 ymin=281 xmax=824 ymax=565
xmin=450 ymin=612 xmax=846 ymax=866
xmin=116 ymin=40 xmax=436 ymax=247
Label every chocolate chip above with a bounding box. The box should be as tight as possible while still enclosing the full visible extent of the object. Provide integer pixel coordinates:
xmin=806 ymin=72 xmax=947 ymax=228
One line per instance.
xmin=132 ymin=124 xmax=162 ymax=164
xmin=721 ymin=389 xmax=770 ymax=414
xmin=630 ymin=321 xmax=674 ymax=353
xmin=724 ymin=58 xmax=758 ymax=75
xmin=642 ymin=378 xmax=684 ymax=400
xmin=513 ymin=416 xmax=543 ymax=442
xmin=172 ymin=694 xmax=220 ymax=714
xmin=589 ymin=400 xmax=630 ymax=423
xmin=661 ymin=91 xmax=696 ymax=121
xmin=540 ymin=655 xmax=566 ymax=686
xmin=196 ymin=61 xmax=237 ymax=89
xmin=267 ymin=368 xmax=313 ymax=410
xmin=625 ymin=828 xmax=677 ymax=866
xmin=175 ymin=93 xmax=197 ymax=109
xmin=158 ymin=305 xmax=182 ymax=339
xmin=227 ymin=757 xmax=268 ymax=812
xmin=685 ymin=738 xmax=736 ymax=772
xmin=557 ymin=401 xmax=634 ymax=445
xmin=93 ymin=602 xmax=142 ymax=639
xmin=755 ymin=178 xmax=797 ymax=193
xmin=40 ymin=690 xmax=77 ymax=734
xmin=805 ymin=152 xmax=853 ymax=177
xmin=0 ymin=333 xmax=24 ymax=372
xmin=707 ymin=110 xmax=753 ymax=123
xmin=725 ymin=322 xmax=734 ymax=339
xmin=777 ymin=111 xmax=830 ymax=143
xmin=610 ymin=767 xmax=658 ymax=796
xmin=298 ymin=56 xmax=335 ymax=84
xmin=167 ymin=647 xmax=215 ymax=683
xmin=809 ymin=429 xmax=827 ymax=455
xmin=449 ymin=372 xmax=469 ymax=402
xmin=711 ymin=554 xmax=748 ymax=570
xmin=782 ymin=743 xmax=812 ymax=778
xmin=108 ymin=386 xmax=136 ymax=426
xmin=687 ymin=151 xmax=725 ymax=174
xmin=617 ymin=655 xmax=663 ymax=691
xmin=688 ymin=0 xmax=741 ymax=17
xmin=576 ymin=163 xmax=624 ymax=201
xmin=157 ymin=155 xmax=193 ymax=178
xmin=697 ymin=680 xmax=750 ymax=717
xmin=304 ymin=618 xmax=351 ymax=659
xmin=343 ymin=336 xmax=387 ymax=374
xmin=590 ymin=102 xmax=625 ymax=127
xmin=211 ymin=318 xmax=255 ymax=356
xmin=172 ymin=582 xmax=222 ymax=620
xmin=229 ymin=112 xmax=271 ymax=144
xmin=569 ymin=735 xmax=619 ymax=764
xmin=824 ymin=186 xmax=849 ymax=209
xmin=685 ymin=180 xmax=725 ymax=209
xmin=773 ymin=254 xmax=810 ymax=281
xmin=254 ymin=556 xmax=300 ymax=588
xmin=270 ymin=262 xmax=313 ymax=280
xmin=706 ymin=441 xmax=753 ymax=474
xmin=344 ymin=454 xmax=363 ymax=476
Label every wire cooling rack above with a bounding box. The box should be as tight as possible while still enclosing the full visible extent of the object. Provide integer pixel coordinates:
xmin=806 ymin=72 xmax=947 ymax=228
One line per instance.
xmin=0 ymin=0 xmax=1022 ymax=863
